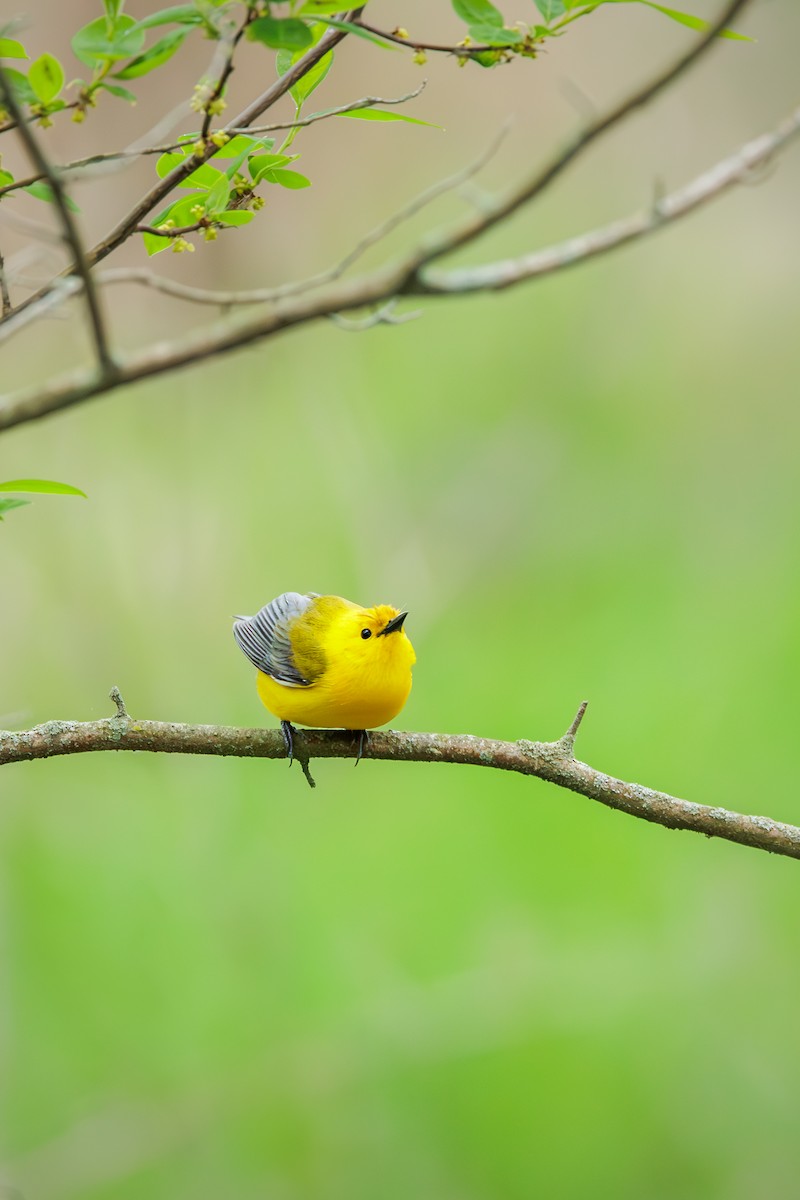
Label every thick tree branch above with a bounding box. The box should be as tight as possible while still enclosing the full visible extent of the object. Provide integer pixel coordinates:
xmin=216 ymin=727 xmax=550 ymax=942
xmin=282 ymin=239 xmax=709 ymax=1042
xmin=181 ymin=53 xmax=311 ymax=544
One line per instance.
xmin=0 ymin=68 xmax=114 ymax=374
xmin=2 ymin=693 xmax=798 ymax=860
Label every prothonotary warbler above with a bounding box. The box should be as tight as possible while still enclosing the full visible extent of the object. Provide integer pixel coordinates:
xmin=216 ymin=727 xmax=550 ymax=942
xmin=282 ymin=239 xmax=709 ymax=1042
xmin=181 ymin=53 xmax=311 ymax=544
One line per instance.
xmin=233 ymin=592 xmax=416 ymax=761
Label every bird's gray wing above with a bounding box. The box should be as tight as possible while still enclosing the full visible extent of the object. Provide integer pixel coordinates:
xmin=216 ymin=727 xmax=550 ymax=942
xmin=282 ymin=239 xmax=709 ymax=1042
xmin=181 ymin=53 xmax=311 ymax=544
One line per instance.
xmin=233 ymin=591 xmax=318 ymax=687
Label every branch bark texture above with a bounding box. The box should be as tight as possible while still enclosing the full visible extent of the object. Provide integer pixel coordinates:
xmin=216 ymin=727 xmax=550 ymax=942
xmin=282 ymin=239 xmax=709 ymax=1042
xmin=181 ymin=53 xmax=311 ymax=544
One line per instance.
xmin=2 ymin=696 xmax=799 ymax=861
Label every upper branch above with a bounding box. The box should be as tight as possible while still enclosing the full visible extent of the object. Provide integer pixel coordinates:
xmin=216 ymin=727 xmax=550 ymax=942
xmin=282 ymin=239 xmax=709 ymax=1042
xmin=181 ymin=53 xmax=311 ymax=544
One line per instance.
xmin=2 ymin=696 xmax=799 ymax=861
xmin=3 ymin=73 xmax=796 ymax=429
xmin=399 ymin=0 xmax=751 ymax=285
xmin=0 ymin=67 xmax=114 ymax=374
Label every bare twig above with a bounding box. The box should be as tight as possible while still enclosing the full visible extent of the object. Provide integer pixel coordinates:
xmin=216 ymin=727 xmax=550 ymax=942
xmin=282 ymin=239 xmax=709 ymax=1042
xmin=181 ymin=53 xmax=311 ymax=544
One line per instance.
xmin=2 ymin=691 xmax=799 ymax=860
xmin=354 ymin=20 xmax=515 ymax=57
xmin=199 ymin=8 xmax=253 ymax=142
xmin=414 ymin=104 xmax=800 ymax=293
xmin=0 ymin=68 xmax=114 ymax=374
xmin=0 ymin=101 xmax=80 ymax=136
xmin=230 ymin=82 xmax=427 ymax=135
xmin=0 ymin=276 xmax=81 ymax=345
xmin=0 ymin=248 xmax=10 ymax=315
xmin=327 ymin=301 xmax=421 ymax=330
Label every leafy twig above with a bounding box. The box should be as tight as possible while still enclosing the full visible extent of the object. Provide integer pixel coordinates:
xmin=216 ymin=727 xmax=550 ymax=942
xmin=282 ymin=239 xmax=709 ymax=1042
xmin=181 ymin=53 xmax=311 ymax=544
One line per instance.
xmin=0 ymin=87 xmax=427 ymax=201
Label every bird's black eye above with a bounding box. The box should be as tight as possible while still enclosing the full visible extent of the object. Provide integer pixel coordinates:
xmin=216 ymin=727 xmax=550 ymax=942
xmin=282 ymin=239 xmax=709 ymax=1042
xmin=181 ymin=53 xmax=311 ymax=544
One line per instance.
xmin=361 ymin=628 xmax=372 ymax=640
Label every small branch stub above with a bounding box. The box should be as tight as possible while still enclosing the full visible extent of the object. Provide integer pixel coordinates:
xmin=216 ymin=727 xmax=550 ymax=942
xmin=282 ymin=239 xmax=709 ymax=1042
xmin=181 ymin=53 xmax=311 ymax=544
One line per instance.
xmin=559 ymin=700 xmax=589 ymax=755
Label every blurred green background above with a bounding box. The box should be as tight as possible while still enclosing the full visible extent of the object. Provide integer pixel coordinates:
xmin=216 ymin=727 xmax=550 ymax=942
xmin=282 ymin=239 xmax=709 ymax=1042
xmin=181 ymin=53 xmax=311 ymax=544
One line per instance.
xmin=2 ymin=2 xmax=800 ymax=1197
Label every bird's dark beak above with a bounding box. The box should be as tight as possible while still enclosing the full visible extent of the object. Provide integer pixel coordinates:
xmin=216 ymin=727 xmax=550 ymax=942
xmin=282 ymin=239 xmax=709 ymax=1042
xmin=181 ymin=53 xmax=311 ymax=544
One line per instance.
xmin=378 ymin=611 xmax=408 ymax=636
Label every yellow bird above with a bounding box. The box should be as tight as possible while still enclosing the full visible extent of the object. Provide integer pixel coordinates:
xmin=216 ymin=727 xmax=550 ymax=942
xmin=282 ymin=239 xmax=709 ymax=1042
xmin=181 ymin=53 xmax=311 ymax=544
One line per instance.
xmin=233 ymin=592 xmax=416 ymax=761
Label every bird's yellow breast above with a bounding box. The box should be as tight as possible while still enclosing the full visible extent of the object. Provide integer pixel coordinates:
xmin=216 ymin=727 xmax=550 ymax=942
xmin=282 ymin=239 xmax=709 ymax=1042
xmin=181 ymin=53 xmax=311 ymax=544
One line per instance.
xmin=256 ymin=597 xmax=415 ymax=730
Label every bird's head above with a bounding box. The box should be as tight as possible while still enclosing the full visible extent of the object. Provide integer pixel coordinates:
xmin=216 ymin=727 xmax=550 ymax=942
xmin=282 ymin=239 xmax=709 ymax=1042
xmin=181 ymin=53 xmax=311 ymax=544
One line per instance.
xmin=346 ymin=603 xmax=416 ymax=672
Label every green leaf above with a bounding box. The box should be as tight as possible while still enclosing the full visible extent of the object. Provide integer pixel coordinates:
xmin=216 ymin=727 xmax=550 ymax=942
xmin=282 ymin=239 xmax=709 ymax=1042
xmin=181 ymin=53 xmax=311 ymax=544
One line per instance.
xmin=209 ymin=134 xmax=259 ymax=158
xmin=536 ymin=0 xmax=567 ymax=19
xmin=471 ymin=49 xmax=504 ymax=66
xmin=0 ymin=498 xmax=30 ymax=519
xmin=0 ymin=67 xmax=35 ymax=104
xmin=310 ymin=18 xmax=398 ymax=49
xmin=578 ymin=0 xmax=750 ymax=38
xmin=0 ymin=478 xmax=87 ymax=496
xmin=248 ymin=17 xmax=313 ymax=51
xmin=299 ymin=1 xmax=354 ymax=12
xmin=249 ymin=152 xmax=295 ymax=182
xmin=99 ymin=80 xmax=137 ymax=101
xmin=24 ymin=181 xmax=80 ymax=211
xmin=205 ymin=172 xmax=231 ymax=213
xmin=339 ymin=108 xmax=441 ymax=128
xmin=290 ymin=48 xmax=333 ymax=106
xmin=214 ymin=210 xmax=253 ymax=226
xmin=142 ymin=229 xmax=171 ymax=255
xmin=636 ymin=0 xmax=751 ymax=39
xmin=0 ymin=38 xmax=27 ymax=59
xmin=28 ymin=53 xmax=64 ymax=104
xmin=274 ymin=21 xmax=336 ymax=122
xmin=141 ymin=194 xmax=205 ymax=254
xmin=0 ymin=168 xmax=14 ymax=186
xmin=451 ymin=0 xmax=504 ymax=26
xmin=129 ymin=5 xmax=204 ymax=30
xmin=262 ymin=167 xmax=310 ymax=189
xmin=71 ymin=14 xmax=145 ymax=67
xmin=114 ymin=28 xmax=189 ymax=78
xmin=181 ymin=163 xmax=225 ymax=189
xmin=104 ymin=0 xmax=126 ymax=17
xmin=156 ymin=149 xmax=188 ymax=177
xmin=468 ymin=21 xmax=522 ymax=43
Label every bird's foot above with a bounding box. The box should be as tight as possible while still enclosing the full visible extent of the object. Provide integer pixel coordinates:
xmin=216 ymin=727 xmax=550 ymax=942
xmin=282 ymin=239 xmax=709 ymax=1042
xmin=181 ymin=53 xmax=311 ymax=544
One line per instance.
xmin=350 ymin=729 xmax=371 ymax=766
xmin=281 ymin=720 xmax=296 ymax=766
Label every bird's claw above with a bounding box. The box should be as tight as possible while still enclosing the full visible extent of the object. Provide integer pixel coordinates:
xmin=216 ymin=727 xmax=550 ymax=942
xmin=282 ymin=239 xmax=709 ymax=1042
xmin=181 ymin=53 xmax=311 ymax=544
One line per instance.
xmin=352 ymin=729 xmax=370 ymax=765
xmin=281 ymin=719 xmax=296 ymax=766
